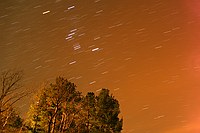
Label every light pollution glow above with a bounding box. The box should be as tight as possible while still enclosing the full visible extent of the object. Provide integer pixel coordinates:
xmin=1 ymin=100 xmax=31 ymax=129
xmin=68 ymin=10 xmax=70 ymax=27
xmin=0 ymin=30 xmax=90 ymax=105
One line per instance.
xmin=1 ymin=0 xmax=200 ymax=132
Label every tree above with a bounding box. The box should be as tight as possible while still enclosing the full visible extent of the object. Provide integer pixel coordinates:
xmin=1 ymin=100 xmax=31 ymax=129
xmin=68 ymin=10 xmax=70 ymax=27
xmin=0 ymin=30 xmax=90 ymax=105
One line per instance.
xmin=96 ymin=89 xmax=123 ymax=133
xmin=82 ymin=89 xmax=123 ymax=133
xmin=0 ymin=69 xmax=27 ymax=132
xmin=27 ymin=77 xmax=83 ymax=133
xmin=83 ymin=92 xmax=97 ymax=132
xmin=27 ymin=77 xmax=123 ymax=133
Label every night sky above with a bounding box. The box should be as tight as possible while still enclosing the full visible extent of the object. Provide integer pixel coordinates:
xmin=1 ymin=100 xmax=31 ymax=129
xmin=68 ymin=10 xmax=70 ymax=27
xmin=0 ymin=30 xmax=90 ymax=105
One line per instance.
xmin=1 ymin=0 xmax=200 ymax=132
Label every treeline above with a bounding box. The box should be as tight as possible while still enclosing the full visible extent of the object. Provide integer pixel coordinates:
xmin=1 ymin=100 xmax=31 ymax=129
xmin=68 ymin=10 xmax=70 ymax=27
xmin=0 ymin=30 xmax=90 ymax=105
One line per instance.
xmin=0 ymin=70 xmax=123 ymax=133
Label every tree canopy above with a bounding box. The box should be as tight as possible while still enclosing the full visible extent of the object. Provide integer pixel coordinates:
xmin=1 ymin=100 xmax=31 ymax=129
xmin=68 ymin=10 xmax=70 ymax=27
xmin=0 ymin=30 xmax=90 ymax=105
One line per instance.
xmin=27 ymin=77 xmax=123 ymax=133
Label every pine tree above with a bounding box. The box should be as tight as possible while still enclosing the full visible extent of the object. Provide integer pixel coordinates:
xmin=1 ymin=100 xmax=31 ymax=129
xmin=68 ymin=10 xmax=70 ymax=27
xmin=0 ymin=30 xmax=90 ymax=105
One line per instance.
xmin=96 ymin=89 xmax=123 ymax=133
xmin=27 ymin=77 xmax=82 ymax=133
xmin=27 ymin=77 xmax=123 ymax=133
xmin=82 ymin=89 xmax=123 ymax=133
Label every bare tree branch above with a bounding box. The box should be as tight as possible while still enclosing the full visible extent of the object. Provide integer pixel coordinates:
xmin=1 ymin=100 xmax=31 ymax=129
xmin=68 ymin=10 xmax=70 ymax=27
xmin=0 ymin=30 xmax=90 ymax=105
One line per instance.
xmin=0 ymin=69 xmax=27 ymax=113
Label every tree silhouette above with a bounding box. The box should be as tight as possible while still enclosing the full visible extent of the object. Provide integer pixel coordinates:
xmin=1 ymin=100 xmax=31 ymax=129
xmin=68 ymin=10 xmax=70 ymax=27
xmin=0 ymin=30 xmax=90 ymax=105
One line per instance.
xmin=27 ymin=77 xmax=82 ymax=133
xmin=27 ymin=77 xmax=123 ymax=133
xmin=0 ymin=69 xmax=27 ymax=132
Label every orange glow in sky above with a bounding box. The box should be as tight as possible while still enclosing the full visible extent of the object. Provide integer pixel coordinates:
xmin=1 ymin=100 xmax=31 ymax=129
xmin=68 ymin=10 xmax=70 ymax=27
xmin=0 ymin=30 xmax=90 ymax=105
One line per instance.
xmin=1 ymin=0 xmax=200 ymax=132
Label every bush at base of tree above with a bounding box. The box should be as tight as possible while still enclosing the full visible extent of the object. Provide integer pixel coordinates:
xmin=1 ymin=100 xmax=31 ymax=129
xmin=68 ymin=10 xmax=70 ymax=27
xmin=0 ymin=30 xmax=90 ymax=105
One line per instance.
xmin=0 ymin=106 xmax=23 ymax=133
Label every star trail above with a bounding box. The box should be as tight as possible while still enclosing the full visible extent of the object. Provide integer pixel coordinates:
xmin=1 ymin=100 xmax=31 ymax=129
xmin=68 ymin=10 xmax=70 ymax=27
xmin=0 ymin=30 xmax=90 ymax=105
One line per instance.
xmin=1 ymin=0 xmax=200 ymax=132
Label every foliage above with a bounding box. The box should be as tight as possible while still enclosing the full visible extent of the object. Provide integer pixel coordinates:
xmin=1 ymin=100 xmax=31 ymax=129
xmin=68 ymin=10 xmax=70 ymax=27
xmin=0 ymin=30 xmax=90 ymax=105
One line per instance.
xmin=27 ymin=77 xmax=123 ymax=133
xmin=0 ymin=105 xmax=23 ymax=132
xmin=82 ymin=89 xmax=123 ymax=133
xmin=27 ymin=77 xmax=82 ymax=133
